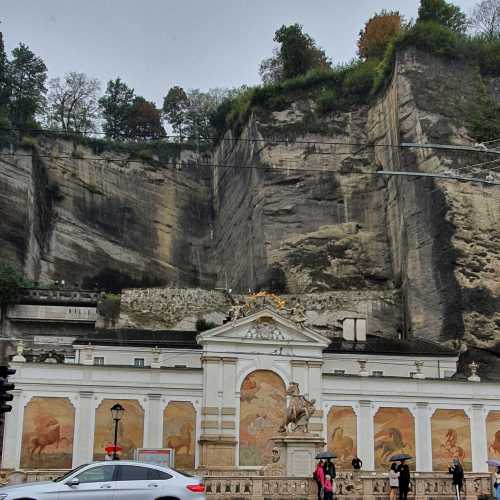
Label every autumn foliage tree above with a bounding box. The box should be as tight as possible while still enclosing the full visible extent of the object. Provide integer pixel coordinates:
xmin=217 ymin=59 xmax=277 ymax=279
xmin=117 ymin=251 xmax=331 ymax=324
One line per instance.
xmin=358 ymin=11 xmax=402 ymax=60
xmin=126 ymin=96 xmax=164 ymax=140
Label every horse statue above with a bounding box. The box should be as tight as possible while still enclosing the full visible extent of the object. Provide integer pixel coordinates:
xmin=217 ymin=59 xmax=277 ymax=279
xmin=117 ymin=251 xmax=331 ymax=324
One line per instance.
xmin=278 ymin=382 xmax=316 ymax=434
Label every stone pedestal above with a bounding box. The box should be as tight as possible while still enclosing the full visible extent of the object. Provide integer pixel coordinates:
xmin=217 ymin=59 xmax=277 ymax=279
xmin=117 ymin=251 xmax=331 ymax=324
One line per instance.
xmin=271 ymin=433 xmax=325 ymax=477
xmin=198 ymin=435 xmax=237 ymax=468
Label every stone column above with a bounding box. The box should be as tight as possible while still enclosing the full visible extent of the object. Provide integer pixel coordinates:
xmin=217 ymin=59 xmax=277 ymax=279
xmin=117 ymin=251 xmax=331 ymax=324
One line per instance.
xmin=470 ymin=404 xmax=488 ymax=472
xmin=415 ymin=402 xmax=432 ymax=472
xmin=73 ymin=391 xmax=94 ymax=466
xmin=1 ymin=389 xmax=22 ymax=469
xmin=357 ymin=400 xmax=375 ymax=471
xmin=145 ymin=394 xmax=162 ymax=448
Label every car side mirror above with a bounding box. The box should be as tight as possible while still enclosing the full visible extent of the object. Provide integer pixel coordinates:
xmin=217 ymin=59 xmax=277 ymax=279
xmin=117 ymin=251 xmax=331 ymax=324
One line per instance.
xmin=66 ymin=477 xmax=80 ymax=487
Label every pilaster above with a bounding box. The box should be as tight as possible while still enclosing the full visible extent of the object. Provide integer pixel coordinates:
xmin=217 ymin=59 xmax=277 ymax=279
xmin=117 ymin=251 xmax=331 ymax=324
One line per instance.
xmin=1 ymin=389 xmax=22 ymax=469
xmin=144 ymin=394 xmax=162 ymax=448
xmin=470 ymin=404 xmax=488 ymax=472
xmin=73 ymin=391 xmax=94 ymax=466
xmin=357 ymin=400 xmax=375 ymax=471
xmin=415 ymin=402 xmax=432 ymax=472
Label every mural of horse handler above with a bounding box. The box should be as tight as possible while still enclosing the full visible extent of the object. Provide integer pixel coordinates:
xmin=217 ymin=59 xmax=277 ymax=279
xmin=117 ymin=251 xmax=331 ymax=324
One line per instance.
xmin=278 ymin=382 xmax=317 ymax=434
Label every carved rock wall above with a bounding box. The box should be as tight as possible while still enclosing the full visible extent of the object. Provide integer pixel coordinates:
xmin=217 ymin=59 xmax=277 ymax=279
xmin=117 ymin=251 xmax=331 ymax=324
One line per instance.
xmin=0 ymin=138 xmax=215 ymax=289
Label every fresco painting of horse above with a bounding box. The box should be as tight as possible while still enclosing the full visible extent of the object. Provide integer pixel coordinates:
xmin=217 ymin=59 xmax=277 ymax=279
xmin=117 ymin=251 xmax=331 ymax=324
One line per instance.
xmin=93 ymin=399 xmax=144 ymax=460
xmin=21 ymin=397 xmax=74 ymax=469
xmin=431 ymin=409 xmax=471 ymax=471
xmin=327 ymin=406 xmax=357 ymax=469
xmin=374 ymin=407 xmax=415 ymax=471
xmin=486 ymin=411 xmax=500 ymax=467
xmin=239 ymin=370 xmax=286 ymax=466
xmin=163 ymin=402 xmax=196 ymax=469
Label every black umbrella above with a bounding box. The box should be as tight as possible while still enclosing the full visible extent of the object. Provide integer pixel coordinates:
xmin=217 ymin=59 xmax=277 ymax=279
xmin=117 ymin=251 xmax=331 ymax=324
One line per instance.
xmin=390 ymin=453 xmax=413 ymax=462
xmin=315 ymin=451 xmax=337 ymax=459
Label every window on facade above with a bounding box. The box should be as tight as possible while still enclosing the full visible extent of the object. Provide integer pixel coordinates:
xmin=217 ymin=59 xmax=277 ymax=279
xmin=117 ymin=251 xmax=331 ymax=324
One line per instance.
xmin=371 ymin=370 xmax=384 ymax=377
xmin=334 ymin=369 xmax=346 ymax=375
xmin=93 ymin=357 xmax=104 ymax=366
xmin=134 ymin=358 xmax=145 ymax=368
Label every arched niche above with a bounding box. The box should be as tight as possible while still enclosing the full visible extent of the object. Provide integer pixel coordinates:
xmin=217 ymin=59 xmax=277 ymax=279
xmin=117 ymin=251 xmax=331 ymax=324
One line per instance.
xmin=327 ymin=406 xmax=357 ymax=469
xmin=239 ymin=370 xmax=286 ymax=466
xmin=163 ymin=401 xmax=196 ymax=469
xmin=374 ymin=407 xmax=415 ymax=471
xmin=93 ymin=399 xmax=144 ymax=460
xmin=20 ymin=397 xmax=75 ymax=469
xmin=431 ymin=409 xmax=471 ymax=471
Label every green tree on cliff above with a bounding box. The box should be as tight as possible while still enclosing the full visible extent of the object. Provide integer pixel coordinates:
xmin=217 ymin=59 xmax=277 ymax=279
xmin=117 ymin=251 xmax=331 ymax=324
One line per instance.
xmin=418 ymin=0 xmax=467 ymax=32
xmin=99 ymin=78 xmax=135 ymax=140
xmin=0 ymin=32 xmax=10 ymax=126
xmin=163 ymin=86 xmax=188 ymax=138
xmin=7 ymin=43 xmax=47 ymax=128
xmin=260 ymin=24 xmax=330 ymax=82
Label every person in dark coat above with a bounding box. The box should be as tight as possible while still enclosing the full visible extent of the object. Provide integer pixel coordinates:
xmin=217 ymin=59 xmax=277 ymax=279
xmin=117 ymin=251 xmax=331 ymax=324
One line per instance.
xmin=396 ymin=459 xmax=410 ymax=500
xmin=352 ymin=456 xmax=363 ymax=470
xmin=323 ymin=458 xmax=336 ymax=479
xmin=448 ymin=458 xmax=464 ymax=499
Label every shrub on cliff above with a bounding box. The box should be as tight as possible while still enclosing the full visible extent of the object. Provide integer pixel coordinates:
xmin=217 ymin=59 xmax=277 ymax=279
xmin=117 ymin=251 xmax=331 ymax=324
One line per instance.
xmin=0 ymin=262 xmax=30 ymax=307
xmin=358 ymin=11 xmax=402 ymax=60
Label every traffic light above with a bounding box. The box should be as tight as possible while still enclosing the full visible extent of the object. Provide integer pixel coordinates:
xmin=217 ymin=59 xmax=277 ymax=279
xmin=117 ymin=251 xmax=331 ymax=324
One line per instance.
xmin=0 ymin=366 xmax=16 ymax=414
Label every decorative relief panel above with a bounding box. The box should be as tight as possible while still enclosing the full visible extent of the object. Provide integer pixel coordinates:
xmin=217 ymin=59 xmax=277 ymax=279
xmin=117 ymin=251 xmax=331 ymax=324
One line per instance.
xmin=327 ymin=406 xmax=357 ymax=469
xmin=93 ymin=399 xmax=144 ymax=460
xmin=239 ymin=370 xmax=286 ymax=466
xmin=431 ymin=409 xmax=471 ymax=471
xmin=163 ymin=401 xmax=196 ymax=469
xmin=374 ymin=407 xmax=415 ymax=471
xmin=244 ymin=321 xmax=287 ymax=341
xmin=20 ymin=397 xmax=75 ymax=469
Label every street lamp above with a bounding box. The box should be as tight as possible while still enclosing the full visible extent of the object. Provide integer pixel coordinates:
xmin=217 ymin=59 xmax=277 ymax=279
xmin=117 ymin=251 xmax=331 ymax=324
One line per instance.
xmin=110 ymin=403 xmax=125 ymax=460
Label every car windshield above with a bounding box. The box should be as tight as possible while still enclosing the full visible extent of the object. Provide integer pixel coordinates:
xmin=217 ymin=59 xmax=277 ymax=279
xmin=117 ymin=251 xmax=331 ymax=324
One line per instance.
xmin=53 ymin=464 xmax=89 ymax=482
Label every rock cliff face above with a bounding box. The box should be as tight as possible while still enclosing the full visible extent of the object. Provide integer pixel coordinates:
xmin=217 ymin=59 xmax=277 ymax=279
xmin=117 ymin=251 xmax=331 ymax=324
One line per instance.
xmin=211 ymin=49 xmax=500 ymax=367
xmin=1 ymin=49 xmax=499 ymax=377
xmin=0 ymin=138 xmax=215 ymax=288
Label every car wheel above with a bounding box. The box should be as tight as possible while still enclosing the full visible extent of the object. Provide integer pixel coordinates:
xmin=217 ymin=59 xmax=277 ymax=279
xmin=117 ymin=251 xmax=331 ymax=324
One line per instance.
xmin=156 ymin=497 xmax=180 ymax=500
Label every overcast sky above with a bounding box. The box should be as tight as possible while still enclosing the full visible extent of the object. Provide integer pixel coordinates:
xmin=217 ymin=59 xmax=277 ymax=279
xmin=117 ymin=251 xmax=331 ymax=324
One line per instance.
xmin=2 ymin=0 xmax=477 ymax=106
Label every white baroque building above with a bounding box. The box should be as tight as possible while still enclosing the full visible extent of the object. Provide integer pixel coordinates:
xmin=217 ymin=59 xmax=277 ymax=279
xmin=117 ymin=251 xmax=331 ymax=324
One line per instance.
xmin=2 ymin=307 xmax=499 ymax=475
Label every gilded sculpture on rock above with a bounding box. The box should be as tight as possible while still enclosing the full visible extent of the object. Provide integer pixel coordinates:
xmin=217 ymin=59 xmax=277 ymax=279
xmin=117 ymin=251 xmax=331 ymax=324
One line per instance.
xmin=279 ymin=382 xmax=316 ymax=434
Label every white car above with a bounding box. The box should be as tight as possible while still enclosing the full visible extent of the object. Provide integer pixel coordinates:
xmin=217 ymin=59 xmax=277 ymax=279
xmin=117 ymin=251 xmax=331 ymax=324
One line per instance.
xmin=0 ymin=461 xmax=206 ymax=500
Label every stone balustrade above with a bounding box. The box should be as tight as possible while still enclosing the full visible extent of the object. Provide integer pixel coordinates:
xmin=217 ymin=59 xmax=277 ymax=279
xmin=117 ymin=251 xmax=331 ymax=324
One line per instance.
xmin=18 ymin=288 xmax=101 ymax=305
xmin=1 ymin=469 xmax=493 ymax=499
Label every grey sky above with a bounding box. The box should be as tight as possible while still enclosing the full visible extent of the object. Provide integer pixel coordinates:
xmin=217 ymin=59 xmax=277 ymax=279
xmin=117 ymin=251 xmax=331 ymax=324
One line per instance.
xmin=2 ymin=0 xmax=477 ymax=106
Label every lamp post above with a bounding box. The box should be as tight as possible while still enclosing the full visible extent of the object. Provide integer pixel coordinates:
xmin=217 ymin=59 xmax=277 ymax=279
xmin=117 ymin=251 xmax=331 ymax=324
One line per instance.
xmin=110 ymin=403 xmax=125 ymax=460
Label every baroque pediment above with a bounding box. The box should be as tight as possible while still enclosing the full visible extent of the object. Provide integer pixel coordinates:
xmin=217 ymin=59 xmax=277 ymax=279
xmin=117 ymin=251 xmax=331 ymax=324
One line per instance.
xmin=196 ymin=308 xmax=330 ymax=347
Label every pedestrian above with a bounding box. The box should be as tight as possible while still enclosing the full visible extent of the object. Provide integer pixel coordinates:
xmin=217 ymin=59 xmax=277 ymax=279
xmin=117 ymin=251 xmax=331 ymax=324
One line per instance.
xmin=323 ymin=474 xmax=333 ymax=500
xmin=323 ymin=458 xmax=336 ymax=480
xmin=494 ymin=466 xmax=500 ymax=500
xmin=389 ymin=462 xmax=399 ymax=500
xmin=314 ymin=459 xmax=325 ymax=500
xmin=396 ymin=459 xmax=410 ymax=500
xmin=104 ymin=451 xmax=113 ymax=461
xmin=448 ymin=458 xmax=464 ymax=500
xmin=352 ymin=456 xmax=362 ymax=471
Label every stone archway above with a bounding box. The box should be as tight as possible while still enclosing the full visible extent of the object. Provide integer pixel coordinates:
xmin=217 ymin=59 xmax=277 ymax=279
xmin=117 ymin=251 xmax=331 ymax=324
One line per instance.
xmin=239 ymin=370 xmax=286 ymax=466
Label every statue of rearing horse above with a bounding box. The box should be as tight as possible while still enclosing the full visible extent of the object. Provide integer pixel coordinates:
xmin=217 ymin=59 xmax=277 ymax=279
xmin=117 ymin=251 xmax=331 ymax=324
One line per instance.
xmin=278 ymin=382 xmax=316 ymax=434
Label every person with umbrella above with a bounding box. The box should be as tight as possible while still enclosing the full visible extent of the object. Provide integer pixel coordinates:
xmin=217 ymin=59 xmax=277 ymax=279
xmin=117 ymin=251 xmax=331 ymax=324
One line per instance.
xmin=448 ymin=458 xmax=464 ymax=500
xmin=313 ymin=459 xmax=325 ymax=500
xmin=388 ymin=462 xmax=399 ymax=500
xmin=315 ymin=451 xmax=336 ymax=499
xmin=390 ymin=454 xmax=412 ymax=500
